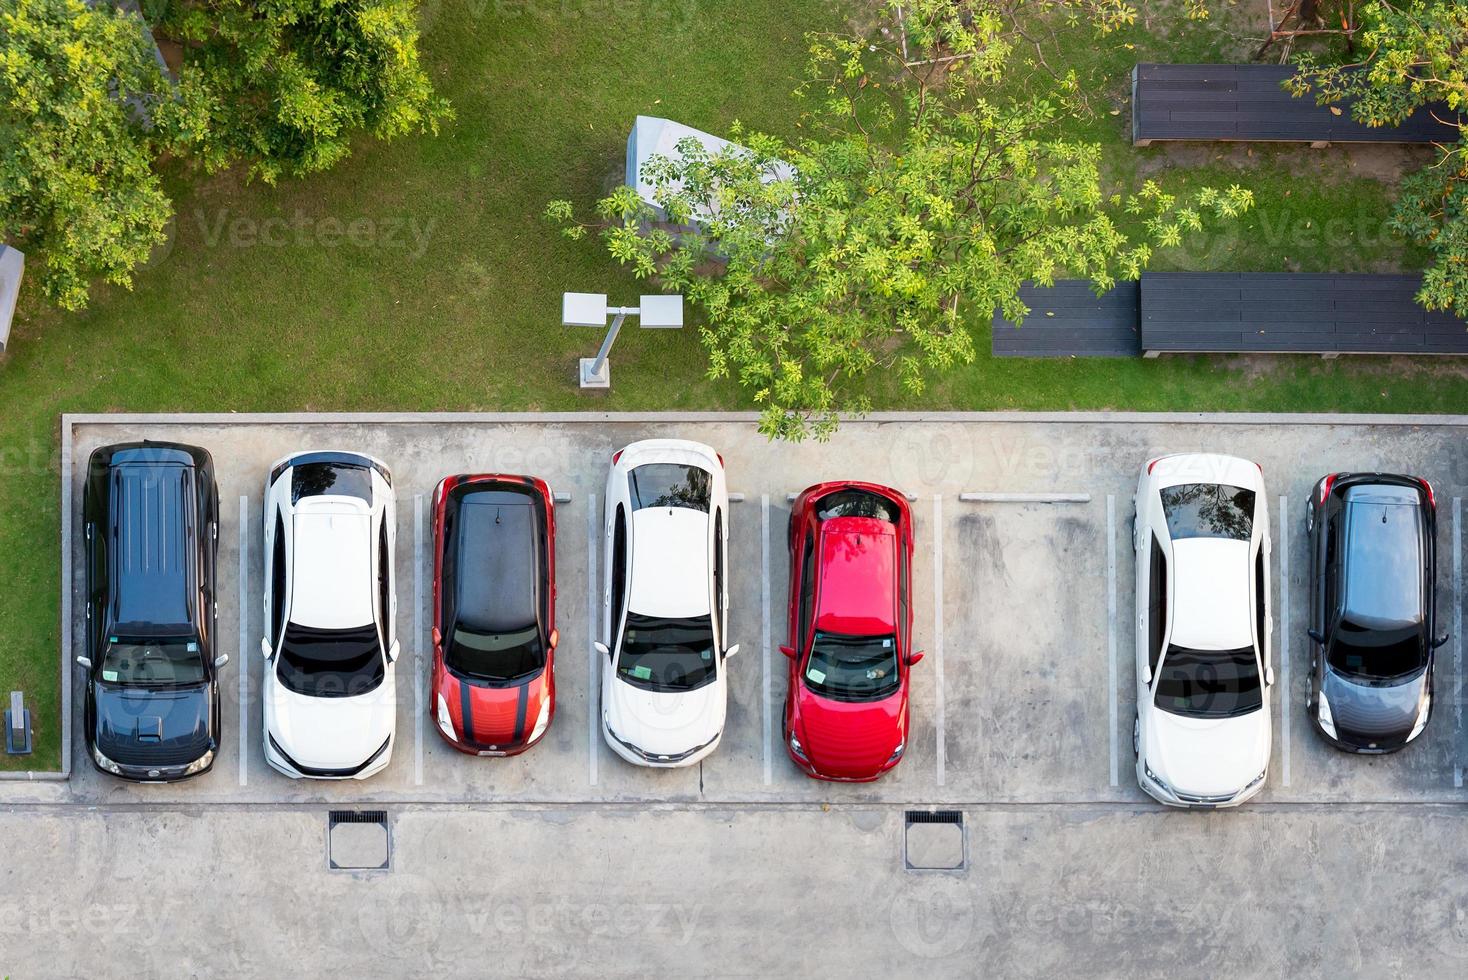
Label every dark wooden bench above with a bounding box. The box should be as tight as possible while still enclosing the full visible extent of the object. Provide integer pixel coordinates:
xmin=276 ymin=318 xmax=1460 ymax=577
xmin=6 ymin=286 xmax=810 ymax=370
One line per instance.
xmin=991 ymin=281 xmax=1140 ymax=358
xmin=1139 ymin=272 xmax=1468 ymax=357
xmin=1132 ymin=64 xmax=1461 ymax=147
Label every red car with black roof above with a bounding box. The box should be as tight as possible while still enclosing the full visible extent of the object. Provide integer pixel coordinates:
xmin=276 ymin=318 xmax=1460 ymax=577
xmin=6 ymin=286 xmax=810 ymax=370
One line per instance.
xmin=431 ymin=474 xmax=557 ymax=755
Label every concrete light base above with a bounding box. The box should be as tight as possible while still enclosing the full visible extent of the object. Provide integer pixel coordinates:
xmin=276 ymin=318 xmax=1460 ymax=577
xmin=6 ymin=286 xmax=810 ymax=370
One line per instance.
xmin=578 ymin=357 xmax=611 ymax=389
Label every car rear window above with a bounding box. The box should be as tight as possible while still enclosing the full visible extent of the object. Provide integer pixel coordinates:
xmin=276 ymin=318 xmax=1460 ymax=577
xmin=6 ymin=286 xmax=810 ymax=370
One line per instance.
xmin=629 ymin=463 xmax=710 ymax=512
xmin=814 ymin=488 xmax=899 ymax=523
xmin=1160 ymin=484 xmax=1255 ymax=541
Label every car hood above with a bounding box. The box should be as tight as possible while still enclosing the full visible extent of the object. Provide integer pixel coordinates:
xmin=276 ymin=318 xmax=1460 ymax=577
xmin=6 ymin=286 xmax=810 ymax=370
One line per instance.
xmin=1146 ymin=706 xmax=1270 ymax=798
xmin=441 ymin=668 xmax=551 ymax=748
xmin=1322 ymin=666 xmax=1426 ymax=741
xmin=267 ymin=673 xmax=396 ymax=769
xmin=794 ymin=686 xmax=904 ymax=777
xmin=94 ymin=682 xmax=214 ymax=764
xmin=604 ymin=674 xmax=724 ymax=756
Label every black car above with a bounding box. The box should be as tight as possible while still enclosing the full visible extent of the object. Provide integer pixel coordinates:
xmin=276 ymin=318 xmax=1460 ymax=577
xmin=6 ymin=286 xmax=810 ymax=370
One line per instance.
xmin=80 ymin=442 xmax=223 ymax=780
xmin=1304 ymin=473 xmax=1448 ymax=753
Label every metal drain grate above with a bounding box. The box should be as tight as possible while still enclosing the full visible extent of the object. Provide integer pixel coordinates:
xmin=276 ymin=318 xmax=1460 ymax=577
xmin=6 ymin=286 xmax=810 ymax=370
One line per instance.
xmin=904 ymin=810 xmax=966 ymax=871
xmin=328 ymin=811 xmax=391 ymax=871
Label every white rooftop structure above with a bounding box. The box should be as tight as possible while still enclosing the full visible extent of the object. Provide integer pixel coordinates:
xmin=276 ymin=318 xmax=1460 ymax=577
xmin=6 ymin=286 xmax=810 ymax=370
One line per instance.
xmin=0 ymin=245 xmax=23 ymax=353
xmin=625 ymin=115 xmax=795 ymax=226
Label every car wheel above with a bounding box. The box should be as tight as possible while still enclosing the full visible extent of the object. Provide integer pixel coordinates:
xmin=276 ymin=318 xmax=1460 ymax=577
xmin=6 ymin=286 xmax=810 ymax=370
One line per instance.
xmin=1132 ymin=714 xmax=1140 ymax=758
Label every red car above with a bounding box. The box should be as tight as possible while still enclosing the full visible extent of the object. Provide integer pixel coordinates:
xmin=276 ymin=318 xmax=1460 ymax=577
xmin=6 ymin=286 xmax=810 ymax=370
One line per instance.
xmin=781 ymin=482 xmax=920 ymax=781
xmin=430 ymin=474 xmax=557 ymax=756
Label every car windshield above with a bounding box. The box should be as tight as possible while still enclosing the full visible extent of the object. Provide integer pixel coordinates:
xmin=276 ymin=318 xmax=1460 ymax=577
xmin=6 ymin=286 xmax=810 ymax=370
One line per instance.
xmin=1160 ymin=484 xmax=1256 ymax=541
xmin=99 ymin=636 xmax=206 ymax=686
xmin=1328 ymin=621 xmax=1426 ymax=681
xmin=805 ymin=632 xmax=900 ymax=701
xmin=277 ymin=622 xmax=385 ymax=698
xmin=617 ymin=612 xmax=717 ymax=692
xmin=1154 ymin=645 xmax=1262 ymax=718
xmin=629 ymin=463 xmax=710 ymax=512
xmin=447 ymin=623 xmax=544 ymax=683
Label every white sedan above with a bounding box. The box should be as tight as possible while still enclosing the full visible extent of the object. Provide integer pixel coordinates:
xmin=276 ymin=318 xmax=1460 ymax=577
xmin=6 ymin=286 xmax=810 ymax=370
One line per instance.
xmin=598 ymin=439 xmax=736 ymax=767
xmin=262 ymin=451 xmax=398 ymax=780
xmin=1133 ymin=453 xmax=1273 ymax=808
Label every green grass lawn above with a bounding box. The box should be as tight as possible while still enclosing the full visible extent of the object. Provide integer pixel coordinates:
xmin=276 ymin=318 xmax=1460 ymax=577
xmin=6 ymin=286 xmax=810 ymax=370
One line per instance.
xmin=2 ymin=0 xmax=1463 ymax=769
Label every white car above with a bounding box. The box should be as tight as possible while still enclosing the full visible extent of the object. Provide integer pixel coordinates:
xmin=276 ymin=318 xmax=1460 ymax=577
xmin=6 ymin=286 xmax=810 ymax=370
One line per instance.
xmin=1133 ymin=453 xmax=1273 ymax=808
xmin=599 ymin=439 xmax=735 ymax=767
xmin=262 ymin=451 xmax=398 ymax=779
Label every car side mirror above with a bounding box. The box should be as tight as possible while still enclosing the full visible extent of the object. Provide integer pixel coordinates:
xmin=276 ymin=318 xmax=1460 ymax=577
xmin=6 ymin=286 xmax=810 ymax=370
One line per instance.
xmin=388 ymin=640 xmax=401 ymax=663
xmin=908 ymin=650 xmax=925 ymax=666
xmin=1142 ymin=665 xmax=1152 ymax=686
xmin=431 ymin=627 xmax=442 ymax=647
xmin=75 ymin=656 xmax=92 ymax=670
xmin=779 ymin=644 xmax=797 ymax=659
xmin=549 ymin=629 xmax=559 ymax=650
xmin=1307 ymin=628 xmax=1326 ymax=645
xmin=260 ymin=636 xmax=273 ymax=660
xmin=214 ymin=654 xmax=230 ymax=669
xmin=1265 ymin=666 xmax=1275 ymax=687
xmin=725 ymin=644 xmax=740 ymax=658
xmin=1433 ymin=633 xmax=1451 ymax=649
xmin=594 ymin=641 xmax=611 ymax=658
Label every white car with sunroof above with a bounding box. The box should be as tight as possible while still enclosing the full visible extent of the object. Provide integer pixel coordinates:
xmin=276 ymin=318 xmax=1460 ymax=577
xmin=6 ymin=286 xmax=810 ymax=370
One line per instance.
xmin=262 ymin=451 xmax=398 ymax=780
xmin=1133 ymin=453 xmax=1273 ymax=808
xmin=598 ymin=439 xmax=735 ymax=767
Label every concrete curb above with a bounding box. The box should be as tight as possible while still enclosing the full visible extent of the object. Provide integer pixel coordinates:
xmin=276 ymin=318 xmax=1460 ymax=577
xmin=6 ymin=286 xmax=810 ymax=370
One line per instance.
xmin=56 ymin=410 xmax=1468 ymax=426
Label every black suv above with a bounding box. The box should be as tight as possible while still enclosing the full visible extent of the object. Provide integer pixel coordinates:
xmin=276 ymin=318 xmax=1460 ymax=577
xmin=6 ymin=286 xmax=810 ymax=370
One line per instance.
xmin=80 ymin=442 xmax=223 ymax=780
xmin=1305 ymin=473 xmax=1448 ymax=753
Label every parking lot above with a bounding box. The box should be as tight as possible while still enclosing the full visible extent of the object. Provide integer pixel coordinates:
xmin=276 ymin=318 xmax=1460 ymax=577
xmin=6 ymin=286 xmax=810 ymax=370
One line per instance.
xmin=11 ymin=411 xmax=1462 ymax=807
xmin=5 ymin=411 xmax=1468 ymax=976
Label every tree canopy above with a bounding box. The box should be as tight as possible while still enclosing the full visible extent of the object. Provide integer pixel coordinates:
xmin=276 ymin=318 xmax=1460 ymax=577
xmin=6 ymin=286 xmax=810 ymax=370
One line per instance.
xmin=551 ymin=1 xmax=1251 ymax=439
xmin=1292 ymin=1 xmax=1468 ymax=317
xmin=0 ymin=0 xmax=173 ymax=310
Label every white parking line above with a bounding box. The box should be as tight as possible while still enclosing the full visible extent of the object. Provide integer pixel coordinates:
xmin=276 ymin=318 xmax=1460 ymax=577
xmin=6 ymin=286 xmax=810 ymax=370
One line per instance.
xmin=588 ymin=492 xmax=599 ymax=787
xmin=1106 ymin=494 xmax=1117 ymax=788
xmin=761 ymin=495 xmax=773 ymax=785
xmin=413 ymin=494 xmax=425 ymax=787
xmin=1279 ymin=495 xmax=1290 ymax=788
xmin=959 ymin=492 xmax=1091 ymax=504
xmin=237 ymin=494 xmax=249 ymax=787
xmin=933 ymin=494 xmax=946 ymax=788
xmin=1455 ymin=498 xmax=1463 ymax=789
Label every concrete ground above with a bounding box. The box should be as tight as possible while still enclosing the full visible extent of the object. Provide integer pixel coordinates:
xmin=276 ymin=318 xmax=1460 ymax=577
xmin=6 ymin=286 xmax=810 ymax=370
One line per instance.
xmin=4 ymin=413 xmax=1467 ymax=976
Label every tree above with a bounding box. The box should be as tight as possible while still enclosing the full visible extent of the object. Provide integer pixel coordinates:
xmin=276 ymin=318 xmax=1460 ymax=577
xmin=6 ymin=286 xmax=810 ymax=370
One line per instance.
xmin=0 ymin=0 xmax=174 ymax=310
xmin=157 ymin=0 xmax=452 ymax=184
xmin=1291 ymin=2 xmax=1468 ymax=317
xmin=550 ymin=1 xmax=1252 ymax=440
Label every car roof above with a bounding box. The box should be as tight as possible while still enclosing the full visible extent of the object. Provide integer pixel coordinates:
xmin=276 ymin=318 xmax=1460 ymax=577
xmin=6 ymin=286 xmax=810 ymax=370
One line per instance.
xmin=110 ymin=462 xmax=196 ymax=633
xmin=1342 ymin=485 xmax=1424 ymax=628
xmin=814 ymin=516 xmax=897 ymax=636
xmin=628 ymin=507 xmax=710 ymax=618
xmin=453 ymin=490 xmax=541 ymax=633
xmin=290 ymin=504 xmax=374 ymax=629
xmin=1168 ymin=538 xmax=1253 ymax=650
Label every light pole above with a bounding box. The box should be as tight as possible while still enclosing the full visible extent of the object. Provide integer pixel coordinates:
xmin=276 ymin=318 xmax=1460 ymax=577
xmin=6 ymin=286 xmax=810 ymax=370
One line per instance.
xmin=563 ymin=292 xmax=684 ymax=389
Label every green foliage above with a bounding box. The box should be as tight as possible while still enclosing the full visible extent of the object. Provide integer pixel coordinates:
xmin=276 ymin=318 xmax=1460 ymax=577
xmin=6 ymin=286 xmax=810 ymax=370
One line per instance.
xmin=0 ymin=0 xmax=173 ymax=310
xmin=551 ymin=1 xmax=1251 ymax=440
xmin=0 ymin=0 xmax=449 ymax=311
xmin=159 ymin=0 xmax=453 ymax=184
xmin=1293 ymin=1 xmax=1468 ymax=316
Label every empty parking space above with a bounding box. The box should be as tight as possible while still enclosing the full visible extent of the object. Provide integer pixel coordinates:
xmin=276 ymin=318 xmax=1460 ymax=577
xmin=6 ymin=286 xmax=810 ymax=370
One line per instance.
xmin=8 ymin=413 xmax=1459 ymax=810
